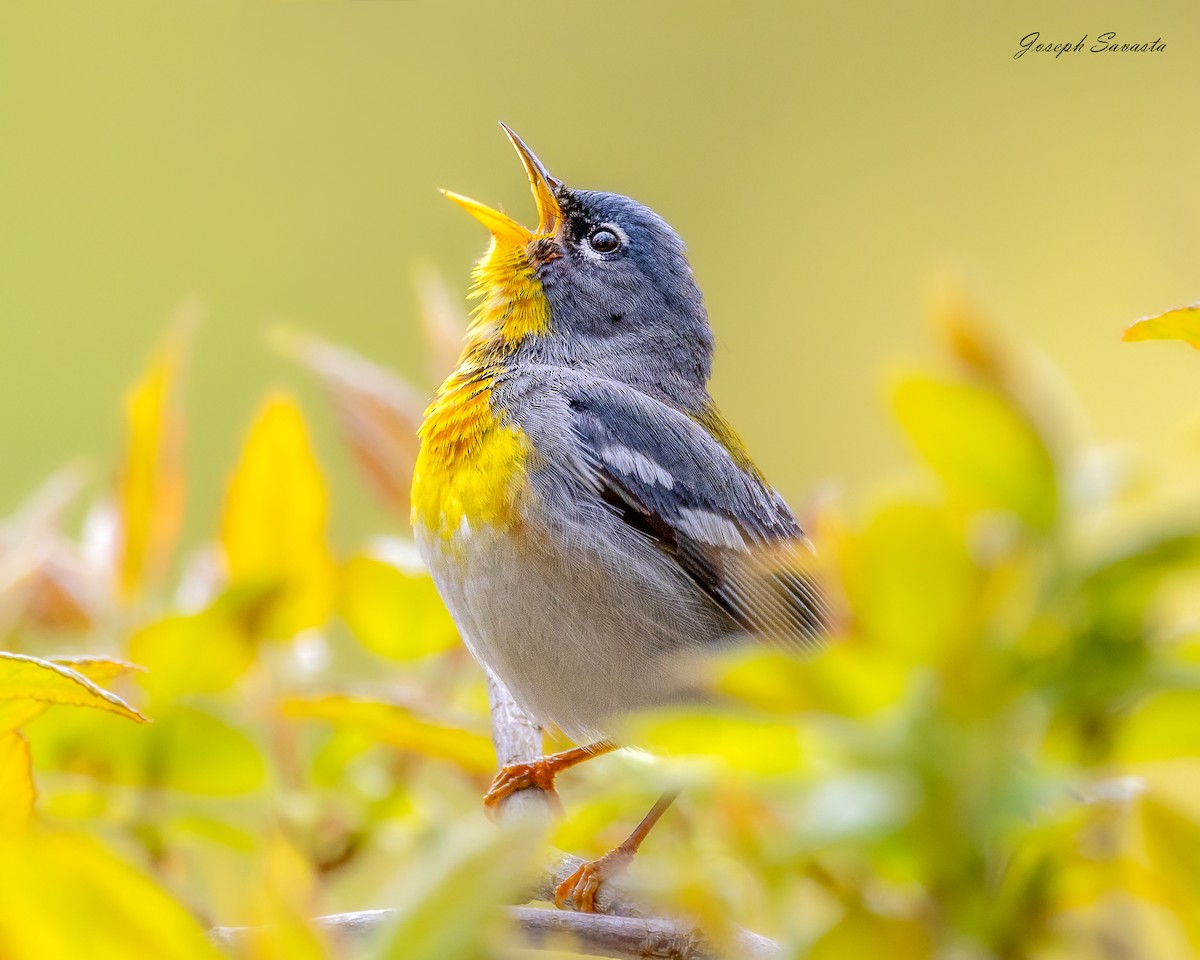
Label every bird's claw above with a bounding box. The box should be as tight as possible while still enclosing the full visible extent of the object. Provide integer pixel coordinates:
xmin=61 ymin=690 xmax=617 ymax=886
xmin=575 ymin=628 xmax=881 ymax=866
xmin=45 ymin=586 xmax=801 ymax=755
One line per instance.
xmin=482 ymin=760 xmax=563 ymax=817
xmin=553 ymin=847 xmax=634 ymax=913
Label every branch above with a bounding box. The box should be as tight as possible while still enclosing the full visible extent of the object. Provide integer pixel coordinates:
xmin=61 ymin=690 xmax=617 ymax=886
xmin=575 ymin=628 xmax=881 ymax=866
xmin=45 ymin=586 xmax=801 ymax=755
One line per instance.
xmin=211 ymin=907 xmax=782 ymax=960
xmin=514 ymin=907 xmax=782 ymax=960
xmin=485 ymin=671 xmax=552 ymax=823
xmin=514 ymin=908 xmax=712 ymax=958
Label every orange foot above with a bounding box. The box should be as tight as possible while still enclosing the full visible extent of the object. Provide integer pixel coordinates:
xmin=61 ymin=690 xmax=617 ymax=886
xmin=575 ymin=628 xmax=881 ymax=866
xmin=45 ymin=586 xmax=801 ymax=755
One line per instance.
xmin=552 ymin=789 xmax=679 ymax=913
xmin=482 ymin=742 xmax=617 ymax=818
xmin=554 ymin=847 xmax=635 ymax=913
xmin=482 ymin=759 xmax=564 ymax=816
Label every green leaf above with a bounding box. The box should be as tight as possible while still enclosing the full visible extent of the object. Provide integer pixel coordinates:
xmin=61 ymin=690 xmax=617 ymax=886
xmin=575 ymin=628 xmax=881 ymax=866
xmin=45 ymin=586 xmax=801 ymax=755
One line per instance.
xmin=892 ymin=373 xmax=1058 ymax=529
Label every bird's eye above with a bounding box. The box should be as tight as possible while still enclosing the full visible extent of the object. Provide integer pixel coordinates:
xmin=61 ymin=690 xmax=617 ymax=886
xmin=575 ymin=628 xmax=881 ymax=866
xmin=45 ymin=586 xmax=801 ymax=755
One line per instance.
xmin=587 ymin=227 xmax=621 ymax=254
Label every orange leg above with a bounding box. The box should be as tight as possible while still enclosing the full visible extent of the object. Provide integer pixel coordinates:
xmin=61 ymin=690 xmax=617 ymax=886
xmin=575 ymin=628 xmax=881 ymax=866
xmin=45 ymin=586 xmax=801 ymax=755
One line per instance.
xmin=483 ymin=740 xmax=617 ymax=815
xmin=554 ymin=789 xmax=679 ymax=913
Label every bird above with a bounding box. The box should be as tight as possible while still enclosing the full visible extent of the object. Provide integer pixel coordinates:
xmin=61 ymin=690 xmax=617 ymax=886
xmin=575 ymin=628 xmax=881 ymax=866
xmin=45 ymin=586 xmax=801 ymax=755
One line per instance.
xmin=411 ymin=124 xmax=827 ymax=911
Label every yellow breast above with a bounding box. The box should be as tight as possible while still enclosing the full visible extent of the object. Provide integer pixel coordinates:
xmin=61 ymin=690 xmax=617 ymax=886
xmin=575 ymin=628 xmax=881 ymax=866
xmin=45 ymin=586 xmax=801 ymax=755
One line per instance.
xmin=411 ymin=368 xmax=529 ymax=538
xmin=410 ymin=232 xmax=552 ymax=540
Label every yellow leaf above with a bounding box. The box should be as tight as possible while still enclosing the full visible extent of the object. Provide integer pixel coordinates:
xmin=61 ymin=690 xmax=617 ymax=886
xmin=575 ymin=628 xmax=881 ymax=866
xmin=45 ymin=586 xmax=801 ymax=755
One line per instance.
xmin=843 ymin=501 xmax=975 ymax=662
xmin=0 ymin=701 xmax=41 ymax=742
xmin=220 ymin=392 xmax=334 ymax=638
xmin=51 ymin=656 xmax=144 ymax=683
xmin=892 ymin=373 xmax=1058 ymax=530
xmin=1118 ymin=691 xmax=1200 ymax=763
xmin=283 ymin=694 xmax=494 ymax=774
xmin=621 ymin=707 xmax=813 ymax=776
xmin=338 ymin=549 xmax=458 ymax=660
xmin=1122 ymin=303 xmax=1200 ymax=349
xmin=716 ymin=644 xmax=907 ymax=717
xmin=116 ymin=307 xmax=196 ymax=602
xmin=1138 ymin=792 xmax=1200 ymax=951
xmin=0 ymin=829 xmax=223 ymax=958
xmin=808 ymin=906 xmax=931 ymax=960
xmin=27 ymin=702 xmax=261 ymax=796
xmin=128 ymin=591 xmax=257 ymax=701
xmin=0 ymin=656 xmax=143 ymax=732
xmin=0 ymin=731 xmax=35 ymax=833
xmin=145 ymin=706 xmax=265 ymax=795
xmin=714 ymin=648 xmax=820 ymax=713
xmin=271 ymin=326 xmax=425 ymax=518
xmin=0 ymin=652 xmax=147 ymax=729
xmin=212 ymin=832 xmax=326 ymax=960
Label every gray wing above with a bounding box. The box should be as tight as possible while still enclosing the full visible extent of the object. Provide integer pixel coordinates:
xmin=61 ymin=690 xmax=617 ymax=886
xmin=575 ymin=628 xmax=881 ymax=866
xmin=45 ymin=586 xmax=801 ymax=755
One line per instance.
xmin=564 ymin=380 xmax=828 ymax=650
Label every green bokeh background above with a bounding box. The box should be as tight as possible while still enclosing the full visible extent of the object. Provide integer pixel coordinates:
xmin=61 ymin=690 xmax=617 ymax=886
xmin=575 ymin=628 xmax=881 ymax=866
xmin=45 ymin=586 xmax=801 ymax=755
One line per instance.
xmin=2 ymin=0 xmax=1197 ymax=546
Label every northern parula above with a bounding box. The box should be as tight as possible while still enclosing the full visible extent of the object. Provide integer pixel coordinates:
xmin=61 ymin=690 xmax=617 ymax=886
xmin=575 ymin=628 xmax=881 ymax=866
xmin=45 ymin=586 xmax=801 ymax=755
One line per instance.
xmin=411 ymin=125 xmax=826 ymax=907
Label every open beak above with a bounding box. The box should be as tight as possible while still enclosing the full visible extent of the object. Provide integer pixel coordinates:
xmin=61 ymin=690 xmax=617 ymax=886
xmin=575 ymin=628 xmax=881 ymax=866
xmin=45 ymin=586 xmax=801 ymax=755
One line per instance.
xmin=441 ymin=123 xmax=563 ymax=244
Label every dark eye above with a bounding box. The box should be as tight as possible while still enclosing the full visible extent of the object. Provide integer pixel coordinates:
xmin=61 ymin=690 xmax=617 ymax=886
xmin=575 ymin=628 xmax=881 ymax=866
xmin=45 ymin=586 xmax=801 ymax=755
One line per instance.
xmin=587 ymin=227 xmax=621 ymax=254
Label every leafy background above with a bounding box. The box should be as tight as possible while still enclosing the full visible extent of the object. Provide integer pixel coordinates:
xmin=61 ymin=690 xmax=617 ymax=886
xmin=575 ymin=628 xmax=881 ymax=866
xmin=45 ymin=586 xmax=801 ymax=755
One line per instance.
xmin=2 ymin=1 xmax=1199 ymax=542
xmin=1 ymin=1 xmax=1199 ymax=958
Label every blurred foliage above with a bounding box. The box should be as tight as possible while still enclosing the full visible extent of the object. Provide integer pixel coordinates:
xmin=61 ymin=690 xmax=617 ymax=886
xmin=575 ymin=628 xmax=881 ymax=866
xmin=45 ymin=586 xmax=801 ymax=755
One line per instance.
xmin=2 ymin=286 xmax=1200 ymax=960
xmin=1123 ymin=303 xmax=1200 ymax=351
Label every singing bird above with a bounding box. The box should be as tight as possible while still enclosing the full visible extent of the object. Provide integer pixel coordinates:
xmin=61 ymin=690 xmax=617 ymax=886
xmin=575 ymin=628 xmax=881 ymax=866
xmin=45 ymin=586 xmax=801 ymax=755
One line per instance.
xmin=411 ymin=125 xmax=826 ymax=910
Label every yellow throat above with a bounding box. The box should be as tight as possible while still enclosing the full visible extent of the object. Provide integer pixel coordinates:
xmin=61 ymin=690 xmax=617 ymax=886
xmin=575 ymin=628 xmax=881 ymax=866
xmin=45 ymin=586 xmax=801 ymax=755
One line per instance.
xmin=410 ymin=125 xmax=563 ymax=540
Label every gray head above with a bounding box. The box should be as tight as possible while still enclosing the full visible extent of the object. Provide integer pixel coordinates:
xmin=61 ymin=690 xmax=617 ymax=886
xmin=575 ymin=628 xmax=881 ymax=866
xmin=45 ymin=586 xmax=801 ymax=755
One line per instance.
xmin=442 ymin=125 xmax=714 ymax=408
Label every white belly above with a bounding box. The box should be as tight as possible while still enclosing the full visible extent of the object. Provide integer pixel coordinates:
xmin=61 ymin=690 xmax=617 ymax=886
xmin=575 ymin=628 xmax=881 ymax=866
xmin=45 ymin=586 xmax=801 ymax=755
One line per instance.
xmin=416 ymin=513 xmax=722 ymax=742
